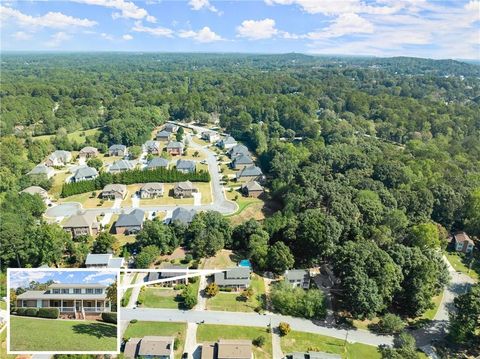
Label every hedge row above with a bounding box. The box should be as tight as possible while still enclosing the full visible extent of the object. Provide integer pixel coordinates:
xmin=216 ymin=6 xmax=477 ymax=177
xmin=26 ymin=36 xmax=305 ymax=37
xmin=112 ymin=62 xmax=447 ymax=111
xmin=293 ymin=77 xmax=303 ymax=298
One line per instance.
xmin=15 ymin=307 xmax=59 ymax=319
xmin=61 ymin=168 xmax=210 ymax=197
xmin=101 ymin=312 xmax=117 ymax=324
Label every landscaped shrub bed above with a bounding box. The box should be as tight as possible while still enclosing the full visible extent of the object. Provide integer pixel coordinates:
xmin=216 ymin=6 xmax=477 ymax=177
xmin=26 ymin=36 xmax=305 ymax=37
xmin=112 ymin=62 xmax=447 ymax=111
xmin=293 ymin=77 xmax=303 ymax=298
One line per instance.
xmin=38 ymin=307 xmax=60 ymax=319
xmin=61 ymin=168 xmax=210 ymax=197
xmin=24 ymin=308 xmax=39 ymax=317
xmin=102 ymin=312 xmax=117 ymax=324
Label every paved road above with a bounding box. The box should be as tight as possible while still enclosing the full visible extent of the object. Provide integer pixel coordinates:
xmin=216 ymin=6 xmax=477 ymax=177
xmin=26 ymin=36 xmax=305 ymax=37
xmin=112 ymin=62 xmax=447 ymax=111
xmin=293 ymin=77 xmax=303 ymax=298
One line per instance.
xmin=122 ymin=308 xmax=393 ymax=347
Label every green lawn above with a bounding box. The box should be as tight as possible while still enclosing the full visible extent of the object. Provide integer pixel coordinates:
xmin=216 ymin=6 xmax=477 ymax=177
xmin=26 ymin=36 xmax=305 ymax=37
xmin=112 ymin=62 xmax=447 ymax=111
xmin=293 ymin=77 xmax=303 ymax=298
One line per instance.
xmin=142 ymin=287 xmax=184 ymax=309
xmin=281 ymin=330 xmax=381 ymax=359
xmin=124 ymin=321 xmax=186 ymax=359
xmin=10 ymin=316 xmax=117 ymax=351
xmin=33 ymin=127 xmax=101 ymax=144
xmin=0 ymin=301 xmax=6 ymax=310
xmin=206 ymin=274 xmax=265 ymax=312
xmin=445 ymin=252 xmax=479 ymax=281
xmin=197 ymin=324 xmax=272 ymax=359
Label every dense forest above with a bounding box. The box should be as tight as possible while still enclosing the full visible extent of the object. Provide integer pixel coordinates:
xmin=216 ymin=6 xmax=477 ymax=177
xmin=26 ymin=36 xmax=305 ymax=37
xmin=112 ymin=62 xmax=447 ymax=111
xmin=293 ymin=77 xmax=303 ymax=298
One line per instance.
xmin=1 ymin=53 xmax=479 ymax=352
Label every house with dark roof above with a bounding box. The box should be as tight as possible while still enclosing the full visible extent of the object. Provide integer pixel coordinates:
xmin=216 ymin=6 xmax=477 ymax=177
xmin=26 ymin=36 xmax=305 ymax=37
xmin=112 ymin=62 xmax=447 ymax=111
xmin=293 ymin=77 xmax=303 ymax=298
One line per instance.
xmin=124 ymin=336 xmax=175 ymax=359
xmin=201 ymin=131 xmax=220 ymax=143
xmin=241 ymin=181 xmax=263 ymax=198
xmin=231 ymin=153 xmax=254 ymax=170
xmin=228 ymin=144 xmax=249 ymax=158
xmin=28 ymin=164 xmax=55 ymax=179
xmin=218 ymin=136 xmax=237 ymax=149
xmin=115 ymin=209 xmax=145 ymax=234
xmin=72 ymin=166 xmax=98 ymax=182
xmin=147 ymin=265 xmax=187 ymax=286
xmin=144 ymin=140 xmax=161 ymax=155
xmin=140 ymin=182 xmax=164 ymax=198
xmin=284 ymin=269 xmax=310 ymax=289
xmin=236 ymin=165 xmax=263 ymax=182
xmin=213 ymin=267 xmax=251 ymax=290
xmin=85 ymin=253 xmax=125 ymax=269
xmin=169 ymin=207 xmax=196 ymax=225
xmin=79 ymin=146 xmax=99 ymax=159
xmin=109 ymin=144 xmax=127 ymax=157
xmin=176 ymin=159 xmax=196 ymax=173
xmin=147 ymin=157 xmax=170 ymax=170
xmin=63 ymin=212 xmax=100 ymax=238
xmin=163 ymin=123 xmax=179 ymax=133
xmin=109 ymin=159 xmax=134 ymax=173
xmin=173 ymin=181 xmax=198 ymax=198
xmin=156 ymin=130 xmax=172 ymax=142
xmin=201 ymin=339 xmax=253 ymax=359
xmin=453 ymin=231 xmax=475 ymax=254
xmin=166 ymin=141 xmax=184 ymax=156
xmin=45 ymin=150 xmax=72 ymax=167
xmin=101 ymin=184 xmax=127 ymax=199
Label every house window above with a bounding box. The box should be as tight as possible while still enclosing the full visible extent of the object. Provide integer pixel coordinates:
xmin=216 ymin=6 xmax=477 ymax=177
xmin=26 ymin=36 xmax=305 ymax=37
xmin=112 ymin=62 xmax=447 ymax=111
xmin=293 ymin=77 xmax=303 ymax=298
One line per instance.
xmin=86 ymin=288 xmax=94 ymax=294
xmin=95 ymin=289 xmax=103 ymax=294
xmin=61 ymin=289 xmax=69 ymax=294
xmin=52 ymin=289 xmax=60 ymax=294
xmin=74 ymin=288 xmax=81 ymax=294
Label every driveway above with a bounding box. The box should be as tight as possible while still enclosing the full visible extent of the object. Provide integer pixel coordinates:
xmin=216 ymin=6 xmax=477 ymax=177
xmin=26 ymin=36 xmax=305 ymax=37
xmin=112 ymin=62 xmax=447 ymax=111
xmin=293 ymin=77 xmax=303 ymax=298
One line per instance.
xmin=121 ymin=308 xmax=393 ymax=347
xmin=196 ymin=275 xmax=208 ymax=311
xmin=131 ymin=193 xmax=140 ymax=208
xmin=127 ymin=272 xmax=147 ymax=308
xmin=192 ymin=192 xmax=202 ymax=206
xmin=184 ymin=322 xmax=199 ymax=359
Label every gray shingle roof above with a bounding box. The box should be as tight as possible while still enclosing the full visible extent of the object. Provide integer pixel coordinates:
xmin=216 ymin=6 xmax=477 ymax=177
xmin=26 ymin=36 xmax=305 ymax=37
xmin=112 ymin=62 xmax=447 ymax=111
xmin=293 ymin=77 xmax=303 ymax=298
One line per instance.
xmin=63 ymin=212 xmax=97 ymax=228
xmin=236 ymin=165 xmax=263 ymax=178
xmin=73 ymin=166 xmax=98 ymax=180
xmin=175 ymin=180 xmax=194 ymax=190
xmin=147 ymin=157 xmax=169 ymax=169
xmin=166 ymin=141 xmax=184 ymax=149
xmin=116 ymin=209 xmax=145 ymax=227
xmin=21 ymin=186 xmax=48 ymax=196
xmin=156 ymin=130 xmax=171 ymax=138
xmin=144 ymin=141 xmax=160 ymax=150
xmin=232 ymin=154 xmax=253 ymax=165
xmin=241 ymin=181 xmax=263 ymax=192
xmin=222 ymin=136 xmax=237 ymax=145
xmin=176 ymin=159 xmax=196 ymax=171
xmin=229 ymin=144 xmax=249 ymax=156
xmin=109 ymin=144 xmax=126 ymax=151
xmin=284 ymin=269 xmax=309 ymax=281
xmin=140 ymin=182 xmax=164 ymax=192
xmin=85 ymin=254 xmax=112 ymax=265
xmin=171 ymin=207 xmax=196 ymax=224
xmin=29 ymin=164 xmax=54 ymax=176
xmin=214 ymin=267 xmax=251 ymax=286
xmin=109 ymin=159 xmax=134 ymax=171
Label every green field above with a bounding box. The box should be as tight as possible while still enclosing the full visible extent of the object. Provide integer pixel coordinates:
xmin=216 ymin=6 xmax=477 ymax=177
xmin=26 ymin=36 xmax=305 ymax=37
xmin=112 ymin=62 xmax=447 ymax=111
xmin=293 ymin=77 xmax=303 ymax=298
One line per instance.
xmin=445 ymin=252 xmax=479 ymax=281
xmin=124 ymin=321 xmax=186 ymax=359
xmin=142 ymin=287 xmax=184 ymax=309
xmin=10 ymin=316 xmax=117 ymax=351
xmin=206 ymin=274 xmax=265 ymax=312
xmin=33 ymin=127 xmax=101 ymax=144
xmin=281 ymin=330 xmax=381 ymax=359
xmin=0 ymin=301 xmax=6 ymax=310
xmin=197 ymin=324 xmax=272 ymax=359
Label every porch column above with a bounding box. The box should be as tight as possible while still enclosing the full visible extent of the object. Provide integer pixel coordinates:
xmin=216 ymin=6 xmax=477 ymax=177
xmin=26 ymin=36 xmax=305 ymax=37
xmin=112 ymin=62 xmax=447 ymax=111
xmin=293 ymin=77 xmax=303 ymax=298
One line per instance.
xmin=95 ymin=300 xmax=97 ymax=312
xmin=61 ymin=299 xmax=63 ymax=312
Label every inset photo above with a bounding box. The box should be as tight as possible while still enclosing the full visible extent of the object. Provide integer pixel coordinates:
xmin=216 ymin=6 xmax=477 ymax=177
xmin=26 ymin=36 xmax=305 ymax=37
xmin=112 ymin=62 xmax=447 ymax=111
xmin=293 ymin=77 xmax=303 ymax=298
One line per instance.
xmin=8 ymin=268 xmax=119 ymax=354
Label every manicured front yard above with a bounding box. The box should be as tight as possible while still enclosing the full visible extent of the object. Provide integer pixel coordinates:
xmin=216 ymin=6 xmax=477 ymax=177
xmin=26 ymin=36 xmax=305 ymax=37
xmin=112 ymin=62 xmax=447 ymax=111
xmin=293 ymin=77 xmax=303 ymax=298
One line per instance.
xmin=141 ymin=287 xmax=184 ymax=309
xmin=200 ymin=249 xmax=236 ymax=269
xmin=124 ymin=321 xmax=186 ymax=359
xmin=197 ymin=324 xmax=272 ymax=359
xmin=445 ymin=252 xmax=479 ymax=281
xmin=206 ymin=274 xmax=265 ymax=312
xmin=281 ymin=330 xmax=381 ymax=359
xmin=59 ymin=192 xmax=114 ymax=208
xmin=10 ymin=316 xmax=117 ymax=351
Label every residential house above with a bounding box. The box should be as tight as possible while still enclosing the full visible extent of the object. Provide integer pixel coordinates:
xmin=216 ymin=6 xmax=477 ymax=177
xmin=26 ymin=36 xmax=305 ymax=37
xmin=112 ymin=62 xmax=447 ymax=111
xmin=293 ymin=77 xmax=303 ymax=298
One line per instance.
xmin=115 ymin=209 xmax=145 ymax=235
xmin=163 ymin=123 xmax=179 ymax=133
xmin=85 ymin=253 xmax=125 ymax=269
xmin=213 ymin=267 xmax=251 ymax=290
xmin=144 ymin=140 xmax=161 ymax=155
xmin=156 ymin=130 xmax=172 ymax=142
xmin=20 ymin=186 xmax=49 ymax=200
xmin=284 ymin=269 xmax=310 ymax=289
xmin=231 ymin=154 xmax=253 ymax=170
xmin=166 ymin=141 xmax=184 ymax=156
xmin=28 ymin=164 xmax=55 ymax=179
xmin=176 ymin=159 xmax=196 ymax=173
xmin=228 ymin=144 xmax=249 ymax=158
xmin=236 ymin=166 xmax=263 ymax=182
xmin=219 ymin=136 xmax=237 ymax=149
xmin=109 ymin=144 xmax=128 ymax=157
xmin=147 ymin=157 xmax=170 ymax=170
xmin=284 ymin=352 xmax=342 ymax=359
xmin=453 ymin=231 xmax=475 ymax=254
xmin=201 ymin=131 xmax=220 ymax=143
xmin=147 ymin=265 xmax=187 ymax=286
xmin=173 ymin=181 xmax=198 ymax=198
xmin=169 ymin=207 xmax=196 ymax=225
xmin=109 ymin=159 xmax=134 ymax=173
xmin=16 ymin=283 xmax=112 ymax=315
xmin=45 ymin=150 xmax=72 ymax=167
xmin=79 ymin=146 xmax=99 ymax=159
xmin=140 ymin=182 xmax=164 ymax=198
xmin=241 ymin=181 xmax=263 ymax=198
xmin=72 ymin=166 xmax=98 ymax=182
xmin=124 ymin=336 xmax=175 ymax=359
xmin=63 ymin=212 xmax=100 ymax=238
xmin=101 ymin=184 xmax=127 ymax=200
xmin=201 ymin=339 xmax=253 ymax=359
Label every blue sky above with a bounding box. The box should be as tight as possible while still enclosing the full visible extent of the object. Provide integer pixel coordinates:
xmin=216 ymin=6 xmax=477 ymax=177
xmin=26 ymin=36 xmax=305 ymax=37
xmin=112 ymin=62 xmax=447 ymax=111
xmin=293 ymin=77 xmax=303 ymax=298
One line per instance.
xmin=0 ymin=0 xmax=479 ymax=59
xmin=10 ymin=270 xmax=117 ymax=289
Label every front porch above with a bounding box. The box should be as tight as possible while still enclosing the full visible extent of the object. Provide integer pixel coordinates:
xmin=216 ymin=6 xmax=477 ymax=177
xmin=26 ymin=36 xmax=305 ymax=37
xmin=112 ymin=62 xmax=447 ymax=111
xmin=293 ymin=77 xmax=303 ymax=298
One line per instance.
xmin=17 ymin=299 xmax=111 ymax=313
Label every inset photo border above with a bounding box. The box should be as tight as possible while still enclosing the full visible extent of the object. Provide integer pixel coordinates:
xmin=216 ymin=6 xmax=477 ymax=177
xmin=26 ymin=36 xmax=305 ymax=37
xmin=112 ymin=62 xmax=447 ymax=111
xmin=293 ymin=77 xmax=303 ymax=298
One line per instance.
xmin=7 ymin=268 xmax=120 ymax=355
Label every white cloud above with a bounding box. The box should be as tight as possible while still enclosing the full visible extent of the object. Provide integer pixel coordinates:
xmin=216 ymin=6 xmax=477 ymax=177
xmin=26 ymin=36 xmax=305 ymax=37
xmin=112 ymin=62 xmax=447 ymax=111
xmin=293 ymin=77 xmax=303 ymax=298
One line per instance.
xmin=12 ymin=31 xmax=32 ymax=40
xmin=45 ymin=32 xmax=72 ymax=48
xmin=0 ymin=5 xmax=97 ymax=29
xmin=73 ymin=0 xmax=156 ymax=23
xmin=306 ymin=13 xmax=374 ymax=39
xmin=132 ymin=21 xmax=174 ymax=37
xmin=178 ymin=26 xmax=223 ymax=42
xmin=123 ymin=34 xmax=133 ymax=40
xmin=83 ymin=271 xmax=116 ymax=283
xmin=10 ymin=271 xmax=54 ymax=288
xmin=237 ymin=18 xmax=278 ymax=40
xmin=188 ymin=0 xmax=219 ymax=13
xmin=101 ymin=32 xmax=114 ymax=40
xmin=264 ymin=0 xmax=398 ymax=15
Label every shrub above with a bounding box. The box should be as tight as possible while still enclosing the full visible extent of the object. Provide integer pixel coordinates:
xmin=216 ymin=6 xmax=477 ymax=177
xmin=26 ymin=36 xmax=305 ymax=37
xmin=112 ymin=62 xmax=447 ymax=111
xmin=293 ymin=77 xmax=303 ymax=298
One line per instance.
xmin=174 ymin=284 xmax=186 ymax=291
xmin=25 ymin=308 xmax=39 ymax=317
xmin=205 ymin=283 xmax=219 ymax=297
xmin=130 ymin=319 xmax=138 ymax=324
xmin=188 ymin=276 xmax=198 ymax=284
xmin=102 ymin=312 xmax=117 ymax=324
xmin=278 ymin=322 xmax=291 ymax=336
xmin=375 ymin=313 xmax=405 ymax=334
xmin=38 ymin=307 xmax=59 ymax=319
xmin=253 ymin=335 xmax=266 ymax=347
xmin=220 ymin=287 xmax=233 ymax=292
xmin=16 ymin=308 xmax=26 ymax=316
xmin=174 ymin=337 xmax=180 ymax=350
xmin=10 ymin=306 xmax=17 ymax=314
